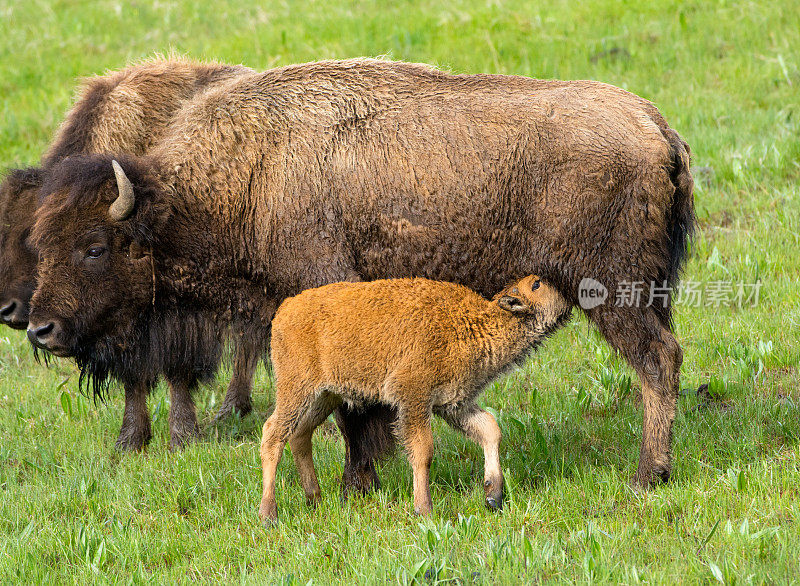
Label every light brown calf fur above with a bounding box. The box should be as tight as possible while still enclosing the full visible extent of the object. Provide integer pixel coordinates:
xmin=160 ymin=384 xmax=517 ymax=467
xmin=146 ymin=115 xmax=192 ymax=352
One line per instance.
xmin=258 ymin=275 xmax=571 ymax=521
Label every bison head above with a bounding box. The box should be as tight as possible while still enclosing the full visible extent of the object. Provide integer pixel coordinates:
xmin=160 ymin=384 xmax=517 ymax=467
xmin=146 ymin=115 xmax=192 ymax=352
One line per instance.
xmin=27 ymin=155 xmax=166 ymax=357
xmin=0 ymin=168 xmax=42 ymax=330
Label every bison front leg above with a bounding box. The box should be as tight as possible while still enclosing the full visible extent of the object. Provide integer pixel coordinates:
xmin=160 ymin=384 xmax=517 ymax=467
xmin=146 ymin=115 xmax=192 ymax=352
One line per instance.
xmin=115 ymin=381 xmax=152 ymax=451
xmin=166 ymin=376 xmax=201 ymax=450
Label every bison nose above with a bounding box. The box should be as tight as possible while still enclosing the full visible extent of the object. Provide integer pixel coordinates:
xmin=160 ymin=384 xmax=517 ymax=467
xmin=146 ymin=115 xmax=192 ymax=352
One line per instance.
xmin=27 ymin=321 xmax=59 ymax=349
xmin=0 ymin=299 xmax=27 ymax=328
xmin=0 ymin=300 xmax=18 ymax=319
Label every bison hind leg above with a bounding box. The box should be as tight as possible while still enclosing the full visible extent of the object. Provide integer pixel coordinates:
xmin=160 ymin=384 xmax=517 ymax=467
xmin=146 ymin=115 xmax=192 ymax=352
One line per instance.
xmin=215 ymin=336 xmax=262 ymax=422
xmin=588 ymin=304 xmax=683 ymax=487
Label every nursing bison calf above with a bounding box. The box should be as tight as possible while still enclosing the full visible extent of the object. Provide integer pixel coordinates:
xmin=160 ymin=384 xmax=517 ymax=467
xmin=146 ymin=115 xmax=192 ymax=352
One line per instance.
xmin=259 ymin=276 xmax=571 ymax=521
xmin=28 ymin=58 xmax=693 ymax=491
xmin=0 ymin=57 xmax=262 ymax=450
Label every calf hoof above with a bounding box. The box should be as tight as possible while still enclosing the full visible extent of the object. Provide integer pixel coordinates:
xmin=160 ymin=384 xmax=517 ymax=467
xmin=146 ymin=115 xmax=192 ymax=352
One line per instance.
xmin=259 ymin=500 xmax=278 ymax=525
xmin=485 ymin=495 xmax=503 ymax=512
xmin=484 ymin=479 xmax=503 ymax=511
xmin=414 ymin=504 xmax=433 ymax=516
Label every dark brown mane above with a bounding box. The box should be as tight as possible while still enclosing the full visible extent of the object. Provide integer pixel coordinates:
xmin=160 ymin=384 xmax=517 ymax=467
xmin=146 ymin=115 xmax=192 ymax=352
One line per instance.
xmin=38 ymin=153 xmax=153 ymax=208
xmin=40 ymin=77 xmax=117 ymax=168
xmin=34 ymin=154 xmax=164 ymax=250
xmin=1 ymin=167 xmax=45 ymax=195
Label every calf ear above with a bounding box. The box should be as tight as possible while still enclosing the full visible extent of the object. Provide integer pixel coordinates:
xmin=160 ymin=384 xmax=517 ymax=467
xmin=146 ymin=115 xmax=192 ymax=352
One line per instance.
xmin=498 ymin=295 xmax=526 ymax=314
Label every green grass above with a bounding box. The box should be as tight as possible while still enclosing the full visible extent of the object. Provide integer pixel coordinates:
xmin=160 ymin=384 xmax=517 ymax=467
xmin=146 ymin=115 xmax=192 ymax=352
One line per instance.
xmin=1 ymin=0 xmax=799 ymax=582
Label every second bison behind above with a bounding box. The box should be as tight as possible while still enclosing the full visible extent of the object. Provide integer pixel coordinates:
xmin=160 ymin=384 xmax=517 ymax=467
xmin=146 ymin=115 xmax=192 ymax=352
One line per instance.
xmin=259 ymin=276 xmax=572 ymax=521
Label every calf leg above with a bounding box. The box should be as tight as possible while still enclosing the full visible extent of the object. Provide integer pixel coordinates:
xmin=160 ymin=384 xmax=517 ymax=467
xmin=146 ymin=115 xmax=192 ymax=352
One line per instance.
xmin=396 ymin=407 xmax=434 ymax=515
xmin=258 ymin=415 xmax=289 ymax=523
xmin=439 ymin=404 xmax=503 ymax=510
xmin=166 ymin=376 xmax=201 ymax=451
xmin=115 ymin=381 xmax=152 ymax=451
xmin=258 ymin=386 xmax=312 ymax=523
xmin=289 ymin=395 xmax=339 ymax=507
xmin=590 ymin=305 xmax=683 ymax=487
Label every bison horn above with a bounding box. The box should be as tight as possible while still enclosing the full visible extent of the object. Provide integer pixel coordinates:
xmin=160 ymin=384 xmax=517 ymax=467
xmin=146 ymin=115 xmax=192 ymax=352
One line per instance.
xmin=109 ymin=160 xmax=135 ymax=221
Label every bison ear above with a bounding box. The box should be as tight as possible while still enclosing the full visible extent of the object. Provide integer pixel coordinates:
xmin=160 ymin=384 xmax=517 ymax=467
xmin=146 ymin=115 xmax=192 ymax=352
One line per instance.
xmin=498 ymin=295 xmax=527 ymax=314
xmin=128 ymin=241 xmax=149 ymax=261
xmin=109 ymin=160 xmax=135 ymax=221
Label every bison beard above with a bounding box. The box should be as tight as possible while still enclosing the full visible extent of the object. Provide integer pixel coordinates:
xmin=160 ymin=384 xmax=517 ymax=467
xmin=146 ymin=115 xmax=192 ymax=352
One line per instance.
xmin=69 ymin=310 xmax=223 ymax=402
xmin=35 ymin=307 xmax=224 ymax=450
xmin=30 ymin=59 xmax=695 ymax=489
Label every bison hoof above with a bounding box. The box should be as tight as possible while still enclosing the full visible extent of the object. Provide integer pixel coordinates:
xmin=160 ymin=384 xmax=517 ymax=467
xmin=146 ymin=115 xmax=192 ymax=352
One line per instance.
xmin=340 ymin=468 xmax=380 ymax=499
xmin=633 ymin=465 xmax=672 ymax=489
xmin=114 ymin=430 xmax=151 ymax=452
xmin=214 ymin=397 xmax=253 ymax=422
xmin=169 ymin=427 xmax=201 ymax=451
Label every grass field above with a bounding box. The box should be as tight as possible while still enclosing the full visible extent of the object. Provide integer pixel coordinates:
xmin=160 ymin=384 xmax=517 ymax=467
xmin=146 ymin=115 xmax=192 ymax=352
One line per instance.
xmin=1 ymin=0 xmax=799 ymax=583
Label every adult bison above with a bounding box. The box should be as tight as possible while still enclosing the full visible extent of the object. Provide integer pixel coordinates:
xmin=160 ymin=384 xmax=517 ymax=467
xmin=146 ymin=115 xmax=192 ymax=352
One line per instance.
xmin=29 ymin=58 xmax=694 ymax=488
xmin=0 ymin=57 xmax=262 ymax=449
xmin=0 ymin=168 xmax=42 ymax=330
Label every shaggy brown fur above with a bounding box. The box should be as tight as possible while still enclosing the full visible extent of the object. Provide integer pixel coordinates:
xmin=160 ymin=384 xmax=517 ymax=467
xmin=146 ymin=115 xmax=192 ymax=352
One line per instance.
xmin=29 ymin=58 xmax=694 ymax=488
xmin=0 ymin=56 xmax=257 ymax=450
xmin=259 ymin=276 xmax=571 ymax=521
xmin=0 ymin=168 xmax=42 ymax=329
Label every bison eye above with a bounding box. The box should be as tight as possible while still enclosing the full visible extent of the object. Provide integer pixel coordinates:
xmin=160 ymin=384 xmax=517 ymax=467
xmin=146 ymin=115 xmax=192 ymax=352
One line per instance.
xmin=531 ymin=280 xmax=540 ymax=291
xmin=86 ymin=246 xmax=106 ymax=259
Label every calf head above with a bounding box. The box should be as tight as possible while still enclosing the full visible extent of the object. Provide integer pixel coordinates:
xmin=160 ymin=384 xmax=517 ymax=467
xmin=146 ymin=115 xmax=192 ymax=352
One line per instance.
xmin=0 ymin=168 xmax=42 ymax=330
xmin=28 ymin=155 xmax=167 ymax=357
xmin=495 ymin=274 xmax=572 ymax=334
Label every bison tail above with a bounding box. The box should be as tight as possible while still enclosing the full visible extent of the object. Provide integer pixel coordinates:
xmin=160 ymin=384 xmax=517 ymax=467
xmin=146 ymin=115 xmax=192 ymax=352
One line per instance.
xmin=660 ymin=129 xmax=696 ymax=328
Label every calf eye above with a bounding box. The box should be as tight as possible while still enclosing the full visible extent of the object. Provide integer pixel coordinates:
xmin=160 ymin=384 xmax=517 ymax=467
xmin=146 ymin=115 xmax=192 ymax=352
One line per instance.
xmin=86 ymin=246 xmax=106 ymax=259
xmin=531 ymin=280 xmax=540 ymax=291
